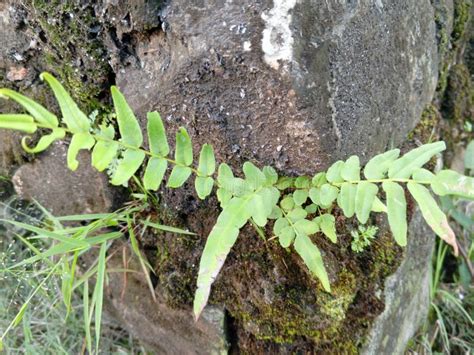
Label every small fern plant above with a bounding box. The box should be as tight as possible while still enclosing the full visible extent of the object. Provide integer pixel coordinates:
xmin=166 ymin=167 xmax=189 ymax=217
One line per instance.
xmin=1 ymin=73 xmax=473 ymax=320
xmin=351 ymin=225 xmax=379 ymax=253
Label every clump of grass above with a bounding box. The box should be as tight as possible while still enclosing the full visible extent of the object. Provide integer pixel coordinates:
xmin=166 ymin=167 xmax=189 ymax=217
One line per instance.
xmin=408 ymin=174 xmax=473 ymax=353
xmin=0 ymin=199 xmax=148 ymax=354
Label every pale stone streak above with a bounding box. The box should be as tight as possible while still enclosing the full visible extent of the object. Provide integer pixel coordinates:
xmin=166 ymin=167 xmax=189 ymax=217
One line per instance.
xmin=261 ymin=0 xmax=298 ymax=69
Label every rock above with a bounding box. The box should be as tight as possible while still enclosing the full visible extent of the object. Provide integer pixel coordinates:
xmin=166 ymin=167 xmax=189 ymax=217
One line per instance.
xmin=0 ymin=0 xmax=467 ymax=353
xmin=0 ymin=130 xmax=25 ymax=176
xmin=110 ymin=0 xmax=437 ymax=174
xmin=362 ymin=210 xmax=434 ymax=354
xmin=11 ymin=142 xmax=115 ymax=216
xmin=6 ymin=66 xmax=28 ymax=81
xmin=102 ymin=241 xmax=228 ymax=354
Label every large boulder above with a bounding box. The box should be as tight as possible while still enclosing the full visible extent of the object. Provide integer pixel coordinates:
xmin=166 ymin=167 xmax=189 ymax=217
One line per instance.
xmin=111 ymin=0 xmax=438 ymax=174
xmin=1 ymin=0 xmax=471 ymax=353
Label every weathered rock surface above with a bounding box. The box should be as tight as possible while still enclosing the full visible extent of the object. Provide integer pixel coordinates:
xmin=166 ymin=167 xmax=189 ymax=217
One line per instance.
xmin=362 ymin=210 xmax=434 ymax=354
xmin=0 ymin=0 xmax=471 ymax=353
xmin=102 ymin=241 xmax=228 ymax=354
xmin=12 ymin=142 xmax=115 ymax=216
xmin=111 ymin=0 xmax=438 ymax=174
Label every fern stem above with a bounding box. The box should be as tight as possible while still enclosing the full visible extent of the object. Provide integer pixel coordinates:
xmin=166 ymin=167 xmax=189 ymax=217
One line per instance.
xmin=36 ymin=123 xmax=203 ymax=176
xmin=35 ymin=123 xmax=432 ymax=189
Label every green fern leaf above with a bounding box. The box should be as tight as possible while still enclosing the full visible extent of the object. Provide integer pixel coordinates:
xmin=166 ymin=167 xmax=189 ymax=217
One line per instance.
xmin=243 ymin=162 xmax=266 ymax=189
xmin=175 ymin=127 xmax=193 ymax=166
xmin=320 ymin=184 xmax=339 ymax=206
xmin=144 ymin=158 xmax=168 ymax=191
xmin=0 ymin=114 xmax=37 ymax=133
xmin=371 ymin=197 xmax=387 ymax=213
xmin=431 ymin=170 xmax=474 ymax=200
xmin=312 ymin=172 xmax=327 ymax=187
xmin=217 ymin=164 xmax=253 ymax=196
xmin=111 ymin=86 xmax=143 ymax=147
xmin=91 ymin=126 xmax=119 ymax=172
xmin=294 ymin=219 xmax=319 ymax=235
xmin=0 ymin=89 xmax=58 ymax=127
xmin=216 ymin=188 xmax=232 ymax=208
xmin=383 ymin=182 xmax=407 ymax=246
xmin=147 ymin=111 xmax=169 ymax=156
xmin=317 ymin=214 xmax=337 ymax=243
xmin=268 ymin=205 xmax=283 ymax=219
xmin=194 ymin=196 xmax=253 ymax=319
xmin=251 ymin=193 xmax=268 ymax=226
xmin=22 ymin=128 xmax=66 ymax=153
xmin=263 ymin=166 xmax=278 ymax=185
xmin=295 ymin=176 xmax=311 ymax=189
xmin=221 ymin=177 xmax=253 ymax=196
xmin=388 ymin=142 xmax=446 ymax=179
xmin=355 ymin=182 xmax=378 ymax=224
xmin=293 ymin=189 xmax=309 ymax=206
xmin=326 ymin=160 xmax=344 ymax=183
xmin=280 ymin=195 xmax=295 ymax=211
xmin=336 ymin=183 xmax=356 ymax=218
xmin=363 ymin=149 xmax=400 ymax=179
xmin=167 ymin=165 xmax=192 ymax=188
xmin=41 ymin=73 xmax=90 ymax=132
xmin=67 ymin=132 xmax=95 ymax=171
xmin=407 ymin=182 xmax=458 ymax=255
xmin=111 ymin=150 xmax=146 ymax=185
xmin=279 ymin=226 xmax=295 ymax=248
xmin=273 ymin=217 xmax=289 ymax=235
xmin=287 ymin=207 xmax=308 ymax=222
xmin=308 ymin=187 xmax=321 ymax=206
xmin=251 ymin=187 xmax=279 ymax=226
xmin=293 ymin=233 xmax=330 ymax=292
xmin=195 ymin=176 xmax=214 ymax=199
xmin=305 ymin=204 xmax=318 ymax=214
xmin=275 ymin=176 xmax=294 ymax=190
xmin=341 ymin=155 xmax=360 ymax=181
xmin=217 ymin=163 xmax=233 ymax=182
xmin=412 ymin=168 xmax=435 ymax=183
xmin=197 ymin=144 xmax=215 ymax=176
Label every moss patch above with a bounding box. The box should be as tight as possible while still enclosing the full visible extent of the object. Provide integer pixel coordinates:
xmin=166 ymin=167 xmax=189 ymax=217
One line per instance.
xmin=433 ymin=0 xmax=472 ymax=96
xmin=24 ymin=0 xmax=113 ymax=112
xmin=441 ymin=64 xmax=473 ymax=122
xmin=408 ymin=104 xmax=441 ymax=143
xmin=141 ymin=192 xmax=403 ymax=352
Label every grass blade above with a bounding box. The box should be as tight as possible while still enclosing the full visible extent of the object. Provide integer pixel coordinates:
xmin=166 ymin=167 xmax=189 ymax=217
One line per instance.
xmin=93 ymin=242 xmax=107 ymax=353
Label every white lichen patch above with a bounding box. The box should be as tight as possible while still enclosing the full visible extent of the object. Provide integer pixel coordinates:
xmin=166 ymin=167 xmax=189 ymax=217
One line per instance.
xmin=243 ymin=41 xmax=252 ymax=51
xmin=261 ymin=0 xmax=297 ymax=69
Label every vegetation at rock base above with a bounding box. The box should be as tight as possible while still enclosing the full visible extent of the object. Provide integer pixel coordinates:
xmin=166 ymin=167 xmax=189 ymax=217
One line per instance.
xmin=408 ymin=143 xmax=474 ymax=353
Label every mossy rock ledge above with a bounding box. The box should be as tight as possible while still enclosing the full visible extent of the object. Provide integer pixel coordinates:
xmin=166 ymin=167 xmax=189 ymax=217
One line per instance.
xmin=1 ymin=0 xmax=472 ymax=353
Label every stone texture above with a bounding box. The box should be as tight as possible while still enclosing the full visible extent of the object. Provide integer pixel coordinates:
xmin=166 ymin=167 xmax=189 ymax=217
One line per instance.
xmin=362 ymin=210 xmax=434 ymax=354
xmin=0 ymin=130 xmax=24 ymax=176
xmin=110 ymin=0 xmax=438 ymax=174
xmin=11 ymin=142 xmax=115 ymax=216
xmin=0 ymin=0 xmax=469 ymax=353
xmin=102 ymin=241 xmax=228 ymax=355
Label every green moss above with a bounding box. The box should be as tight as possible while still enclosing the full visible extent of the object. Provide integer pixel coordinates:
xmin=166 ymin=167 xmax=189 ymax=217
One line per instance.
xmin=433 ymin=0 xmax=472 ymax=96
xmin=316 ymin=270 xmax=357 ymax=324
xmin=441 ymin=64 xmax=472 ymax=122
xmin=408 ymin=104 xmax=440 ymax=142
xmin=370 ymin=233 xmax=402 ymax=279
xmin=26 ymin=0 xmax=112 ymax=112
xmin=452 ymin=0 xmax=471 ymax=44
xmin=433 ymin=7 xmax=451 ymax=94
xmin=219 ymin=240 xmax=397 ymax=351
